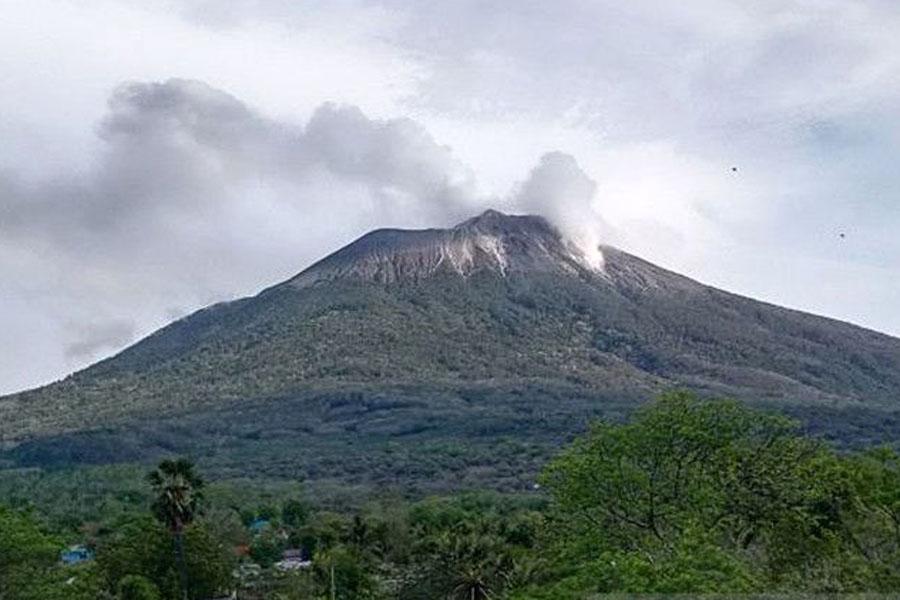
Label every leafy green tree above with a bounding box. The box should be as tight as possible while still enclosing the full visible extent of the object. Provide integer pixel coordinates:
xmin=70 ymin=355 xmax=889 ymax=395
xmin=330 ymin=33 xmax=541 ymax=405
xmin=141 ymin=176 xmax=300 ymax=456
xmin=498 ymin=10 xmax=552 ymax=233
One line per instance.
xmin=96 ymin=516 xmax=176 ymax=597
xmin=355 ymin=501 xmax=415 ymax=564
xmin=281 ymin=499 xmax=310 ymax=530
xmin=257 ymin=504 xmax=279 ymax=522
xmin=249 ymin=528 xmax=286 ymax=568
xmin=542 ymin=391 xmax=803 ymax=546
xmin=96 ymin=516 xmax=233 ymax=600
xmin=0 ymin=505 xmax=104 ymax=600
xmin=0 ymin=506 xmax=58 ymax=600
xmin=303 ymin=512 xmax=349 ymax=552
xmin=837 ymin=447 xmax=900 ymax=591
xmin=538 ymin=391 xmax=891 ymax=593
xmin=592 ymin=525 xmax=758 ymax=593
xmin=313 ymin=545 xmax=375 ymax=600
xmin=852 ymin=447 xmax=900 ymax=544
xmin=147 ymin=459 xmax=203 ymax=598
xmin=264 ymin=571 xmax=317 ymax=599
xmin=117 ymin=575 xmax=161 ymax=600
xmin=14 ymin=564 xmax=105 ymax=600
xmin=0 ymin=506 xmax=59 ymax=594
xmin=181 ymin=525 xmax=235 ymax=600
xmin=200 ymin=508 xmax=247 ymax=549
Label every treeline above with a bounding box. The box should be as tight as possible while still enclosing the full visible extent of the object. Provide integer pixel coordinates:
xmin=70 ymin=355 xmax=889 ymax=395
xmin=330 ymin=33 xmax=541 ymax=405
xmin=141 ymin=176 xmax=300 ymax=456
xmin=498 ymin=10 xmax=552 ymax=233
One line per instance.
xmin=1 ymin=391 xmax=898 ymax=598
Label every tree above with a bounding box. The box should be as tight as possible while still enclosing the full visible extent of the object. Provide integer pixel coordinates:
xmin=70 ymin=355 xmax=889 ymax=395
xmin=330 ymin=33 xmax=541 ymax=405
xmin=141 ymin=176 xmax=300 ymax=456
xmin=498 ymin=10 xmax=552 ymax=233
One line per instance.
xmin=96 ymin=516 xmax=175 ymax=597
xmin=281 ymin=499 xmax=310 ymax=530
xmin=181 ymin=525 xmax=235 ymax=600
xmin=401 ymin=523 xmax=516 ymax=600
xmin=249 ymin=528 xmax=286 ymax=568
xmin=96 ymin=516 xmax=233 ymax=600
xmin=538 ymin=391 xmax=886 ymax=593
xmin=841 ymin=447 xmax=900 ymax=591
xmin=0 ymin=505 xmax=104 ymax=600
xmin=443 ymin=532 xmax=513 ymax=600
xmin=117 ymin=575 xmax=161 ymax=600
xmin=147 ymin=459 xmax=204 ymax=599
xmin=542 ymin=392 xmax=837 ymax=540
xmin=0 ymin=506 xmax=59 ymax=591
xmin=313 ymin=545 xmax=375 ymax=600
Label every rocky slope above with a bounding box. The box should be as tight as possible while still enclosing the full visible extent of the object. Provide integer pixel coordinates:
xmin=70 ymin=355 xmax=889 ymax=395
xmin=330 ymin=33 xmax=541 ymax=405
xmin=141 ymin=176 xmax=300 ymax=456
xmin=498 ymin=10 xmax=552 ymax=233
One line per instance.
xmin=288 ymin=210 xmax=597 ymax=286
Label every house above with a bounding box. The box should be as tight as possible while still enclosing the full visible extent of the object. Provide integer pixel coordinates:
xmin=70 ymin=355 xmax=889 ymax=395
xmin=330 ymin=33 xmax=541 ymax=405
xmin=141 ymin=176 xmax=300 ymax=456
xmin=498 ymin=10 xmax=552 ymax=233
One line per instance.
xmin=248 ymin=518 xmax=270 ymax=535
xmin=236 ymin=561 xmax=262 ymax=580
xmin=60 ymin=545 xmax=93 ymax=566
xmin=274 ymin=548 xmax=311 ymax=571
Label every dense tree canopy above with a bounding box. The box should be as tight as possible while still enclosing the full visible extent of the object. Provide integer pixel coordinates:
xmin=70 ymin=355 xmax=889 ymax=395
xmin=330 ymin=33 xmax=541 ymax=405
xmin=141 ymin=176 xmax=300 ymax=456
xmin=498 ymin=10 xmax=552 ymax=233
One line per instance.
xmin=532 ymin=391 xmax=900 ymax=594
xmin=0 ymin=506 xmax=102 ymax=600
xmin=1 ymin=392 xmax=898 ymax=598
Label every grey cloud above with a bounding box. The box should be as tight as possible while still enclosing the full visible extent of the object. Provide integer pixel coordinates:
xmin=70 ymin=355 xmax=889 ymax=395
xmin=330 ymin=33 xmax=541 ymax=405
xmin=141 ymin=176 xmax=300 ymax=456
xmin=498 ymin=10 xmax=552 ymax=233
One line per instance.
xmin=101 ymin=79 xmax=266 ymax=144
xmin=1 ymin=79 xmax=479 ymax=248
xmin=100 ymin=79 xmax=475 ymax=223
xmin=3 ymin=80 xmax=591 ymax=281
xmin=0 ymin=78 xmax=526 ymax=391
xmin=63 ymin=319 xmax=136 ymax=360
xmin=304 ymin=103 xmax=477 ymax=223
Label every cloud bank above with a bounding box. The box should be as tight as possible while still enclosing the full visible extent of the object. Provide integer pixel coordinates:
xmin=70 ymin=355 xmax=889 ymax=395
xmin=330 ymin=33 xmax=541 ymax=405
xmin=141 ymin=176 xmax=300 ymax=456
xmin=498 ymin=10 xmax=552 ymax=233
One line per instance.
xmin=2 ymin=78 xmax=589 ymax=248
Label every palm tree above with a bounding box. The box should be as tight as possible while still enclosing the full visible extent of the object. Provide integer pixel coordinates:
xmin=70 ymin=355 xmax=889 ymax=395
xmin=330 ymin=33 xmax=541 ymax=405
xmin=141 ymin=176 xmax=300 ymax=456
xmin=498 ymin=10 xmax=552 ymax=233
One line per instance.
xmin=147 ymin=458 xmax=204 ymax=599
xmin=442 ymin=530 xmax=512 ymax=600
xmin=450 ymin=562 xmax=497 ymax=600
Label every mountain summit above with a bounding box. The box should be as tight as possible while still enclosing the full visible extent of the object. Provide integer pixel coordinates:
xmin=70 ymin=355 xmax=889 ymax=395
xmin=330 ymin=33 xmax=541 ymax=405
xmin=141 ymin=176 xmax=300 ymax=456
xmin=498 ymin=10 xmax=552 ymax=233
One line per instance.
xmin=288 ymin=210 xmax=598 ymax=287
xmin=3 ymin=209 xmax=899 ymax=486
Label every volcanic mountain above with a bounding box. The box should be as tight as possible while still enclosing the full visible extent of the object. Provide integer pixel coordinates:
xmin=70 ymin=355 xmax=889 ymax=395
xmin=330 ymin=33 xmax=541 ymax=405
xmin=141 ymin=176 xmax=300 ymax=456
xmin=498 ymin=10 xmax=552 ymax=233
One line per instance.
xmin=2 ymin=210 xmax=899 ymax=487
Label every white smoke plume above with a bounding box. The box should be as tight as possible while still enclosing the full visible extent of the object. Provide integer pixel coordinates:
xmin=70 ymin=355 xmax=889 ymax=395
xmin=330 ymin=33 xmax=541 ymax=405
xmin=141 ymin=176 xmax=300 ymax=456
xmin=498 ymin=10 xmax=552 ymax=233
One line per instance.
xmin=511 ymin=152 xmax=608 ymax=268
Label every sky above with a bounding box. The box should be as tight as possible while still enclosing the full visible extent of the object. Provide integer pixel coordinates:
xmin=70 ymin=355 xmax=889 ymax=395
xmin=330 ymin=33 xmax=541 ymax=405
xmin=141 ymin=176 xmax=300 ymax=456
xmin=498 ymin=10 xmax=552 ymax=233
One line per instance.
xmin=1 ymin=0 xmax=899 ymax=394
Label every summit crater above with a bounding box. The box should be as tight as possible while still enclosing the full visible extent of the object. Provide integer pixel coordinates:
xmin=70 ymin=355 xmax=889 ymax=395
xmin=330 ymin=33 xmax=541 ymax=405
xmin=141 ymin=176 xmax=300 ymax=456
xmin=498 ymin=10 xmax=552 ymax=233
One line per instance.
xmin=288 ymin=210 xmax=600 ymax=287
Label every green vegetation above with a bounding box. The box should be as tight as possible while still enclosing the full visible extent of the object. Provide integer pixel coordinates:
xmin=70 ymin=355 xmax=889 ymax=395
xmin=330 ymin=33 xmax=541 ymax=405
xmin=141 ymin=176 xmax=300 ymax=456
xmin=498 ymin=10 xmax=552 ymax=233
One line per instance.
xmin=0 ymin=505 xmax=102 ymax=599
xmin=97 ymin=516 xmax=233 ymax=600
xmin=1 ymin=392 xmax=898 ymax=598
xmin=531 ymin=391 xmax=900 ymax=594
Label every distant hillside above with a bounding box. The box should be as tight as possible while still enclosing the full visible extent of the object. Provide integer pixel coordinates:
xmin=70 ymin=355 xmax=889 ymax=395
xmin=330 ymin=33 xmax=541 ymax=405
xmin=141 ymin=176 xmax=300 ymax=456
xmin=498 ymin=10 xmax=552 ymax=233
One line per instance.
xmin=2 ymin=210 xmax=898 ymax=489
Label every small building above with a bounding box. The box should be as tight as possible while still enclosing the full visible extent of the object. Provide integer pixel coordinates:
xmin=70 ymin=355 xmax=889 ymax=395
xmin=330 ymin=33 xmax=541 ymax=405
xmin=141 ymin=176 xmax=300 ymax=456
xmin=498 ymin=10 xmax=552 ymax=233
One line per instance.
xmin=60 ymin=545 xmax=93 ymax=566
xmin=236 ymin=561 xmax=262 ymax=579
xmin=248 ymin=518 xmax=270 ymax=535
xmin=274 ymin=548 xmax=311 ymax=571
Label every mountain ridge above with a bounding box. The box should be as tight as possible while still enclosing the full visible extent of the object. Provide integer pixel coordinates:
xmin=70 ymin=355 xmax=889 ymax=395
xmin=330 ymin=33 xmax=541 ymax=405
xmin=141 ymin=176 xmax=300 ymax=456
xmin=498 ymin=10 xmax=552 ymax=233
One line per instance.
xmin=2 ymin=210 xmax=898 ymax=486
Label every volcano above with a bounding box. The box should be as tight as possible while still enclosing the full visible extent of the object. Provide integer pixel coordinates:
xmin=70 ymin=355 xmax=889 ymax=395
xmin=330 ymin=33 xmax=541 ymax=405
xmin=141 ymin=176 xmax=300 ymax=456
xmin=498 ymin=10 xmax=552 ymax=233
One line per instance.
xmin=3 ymin=210 xmax=898 ymax=487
